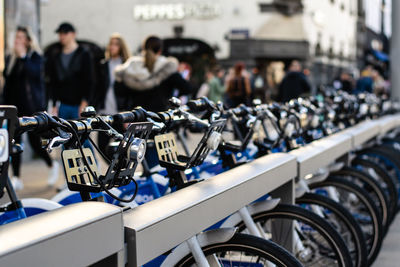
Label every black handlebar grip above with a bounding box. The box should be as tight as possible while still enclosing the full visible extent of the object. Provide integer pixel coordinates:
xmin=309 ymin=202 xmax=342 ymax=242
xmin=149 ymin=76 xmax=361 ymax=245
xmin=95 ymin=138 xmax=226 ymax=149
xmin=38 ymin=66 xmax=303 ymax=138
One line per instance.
xmin=187 ymin=98 xmax=208 ymax=112
xmin=231 ymin=104 xmax=249 ymax=117
xmin=18 ymin=112 xmax=50 ymax=131
xmin=113 ymin=107 xmax=151 ymax=123
xmin=34 ymin=112 xmax=50 ymax=129
xmin=113 ymin=111 xmax=136 ymax=123
xmin=157 ymin=110 xmax=175 ymax=123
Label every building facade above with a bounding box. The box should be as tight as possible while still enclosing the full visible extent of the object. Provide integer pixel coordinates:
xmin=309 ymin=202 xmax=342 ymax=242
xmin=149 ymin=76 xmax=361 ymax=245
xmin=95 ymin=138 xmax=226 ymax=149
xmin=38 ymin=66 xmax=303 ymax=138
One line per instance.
xmin=39 ymin=0 xmax=359 ymax=87
xmin=356 ymin=0 xmax=391 ymax=77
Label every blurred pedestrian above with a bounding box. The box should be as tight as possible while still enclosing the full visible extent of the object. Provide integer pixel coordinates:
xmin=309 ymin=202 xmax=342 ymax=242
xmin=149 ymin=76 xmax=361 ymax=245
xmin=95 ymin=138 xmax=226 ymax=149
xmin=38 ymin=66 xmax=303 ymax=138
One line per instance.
xmin=45 ymin=22 xmax=95 ymax=185
xmin=94 ymin=33 xmax=131 ymax=160
xmin=114 ymin=35 xmax=192 ymax=112
xmin=95 ymin=33 xmax=131 ymax=114
xmin=178 ymin=62 xmax=192 ymax=81
xmin=333 ymin=71 xmax=354 ymax=93
xmin=225 ymin=62 xmax=251 ymax=107
xmin=3 ymin=26 xmax=59 ymax=189
xmin=250 ymin=67 xmax=267 ymax=103
xmin=277 ymin=60 xmax=311 ymax=103
xmin=115 ymin=35 xmax=192 ymax=168
xmin=217 ymin=68 xmax=226 ymax=85
xmin=46 ymin=22 xmax=94 ymax=119
xmin=371 ymin=69 xmax=388 ymax=96
xmin=206 ymin=67 xmax=224 ymax=103
xmin=355 ymin=66 xmax=373 ymax=93
xmin=177 ymin=62 xmax=192 ymax=104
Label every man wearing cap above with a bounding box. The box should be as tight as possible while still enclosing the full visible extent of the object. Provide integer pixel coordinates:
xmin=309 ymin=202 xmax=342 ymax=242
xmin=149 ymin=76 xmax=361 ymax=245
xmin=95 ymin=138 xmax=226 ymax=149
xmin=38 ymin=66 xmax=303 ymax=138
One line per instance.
xmin=46 ymin=22 xmax=94 ymax=120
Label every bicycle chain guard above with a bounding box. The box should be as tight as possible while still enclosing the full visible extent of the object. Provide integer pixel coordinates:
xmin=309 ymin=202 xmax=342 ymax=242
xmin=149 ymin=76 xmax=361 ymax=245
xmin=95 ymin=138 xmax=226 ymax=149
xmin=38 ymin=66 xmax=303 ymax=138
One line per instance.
xmin=62 ymin=122 xmax=153 ymax=192
xmin=155 ymin=119 xmax=226 ymax=170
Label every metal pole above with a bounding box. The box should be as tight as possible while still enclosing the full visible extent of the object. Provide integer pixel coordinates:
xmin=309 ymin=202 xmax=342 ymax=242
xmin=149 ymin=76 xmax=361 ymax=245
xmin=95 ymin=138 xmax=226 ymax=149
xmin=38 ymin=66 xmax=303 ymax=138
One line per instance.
xmin=381 ymin=0 xmax=386 ymax=35
xmin=36 ymin=0 xmax=41 ymax=45
xmin=391 ymin=0 xmax=400 ymax=100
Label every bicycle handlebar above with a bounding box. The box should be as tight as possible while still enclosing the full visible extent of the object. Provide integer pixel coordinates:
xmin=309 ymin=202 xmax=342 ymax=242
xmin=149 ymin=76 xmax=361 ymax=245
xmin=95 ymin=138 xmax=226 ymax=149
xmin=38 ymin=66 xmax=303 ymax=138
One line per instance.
xmin=18 ymin=107 xmax=150 ymax=135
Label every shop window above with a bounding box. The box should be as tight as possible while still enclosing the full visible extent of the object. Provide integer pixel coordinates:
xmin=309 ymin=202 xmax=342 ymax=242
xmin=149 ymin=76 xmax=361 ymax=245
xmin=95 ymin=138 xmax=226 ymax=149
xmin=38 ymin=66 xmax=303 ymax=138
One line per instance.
xmin=315 ymin=43 xmax=323 ymax=56
xmin=173 ymin=26 xmax=184 ymax=38
xmin=328 ymin=47 xmax=334 ymax=58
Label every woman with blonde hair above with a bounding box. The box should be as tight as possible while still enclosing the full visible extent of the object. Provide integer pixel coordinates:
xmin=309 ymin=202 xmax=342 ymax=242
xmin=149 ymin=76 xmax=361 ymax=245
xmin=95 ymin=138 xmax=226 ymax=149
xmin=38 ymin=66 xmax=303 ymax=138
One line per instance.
xmin=95 ymin=33 xmax=131 ymax=114
xmin=3 ymin=26 xmax=58 ymax=190
xmin=95 ymin=33 xmax=131 ymax=159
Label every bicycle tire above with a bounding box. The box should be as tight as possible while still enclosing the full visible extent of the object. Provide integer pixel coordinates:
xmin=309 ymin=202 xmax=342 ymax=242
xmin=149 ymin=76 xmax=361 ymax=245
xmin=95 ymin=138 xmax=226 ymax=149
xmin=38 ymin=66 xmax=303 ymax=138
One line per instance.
xmin=359 ymin=146 xmax=400 ymax=181
xmin=235 ymin=204 xmax=353 ymax=267
xmin=352 ymin=157 xmax=398 ymax=223
xmin=296 ymin=192 xmax=368 ymax=267
xmin=176 ymin=233 xmax=303 ymax=267
xmin=309 ymin=176 xmax=383 ymax=265
xmin=331 ymin=166 xmax=390 ymax=232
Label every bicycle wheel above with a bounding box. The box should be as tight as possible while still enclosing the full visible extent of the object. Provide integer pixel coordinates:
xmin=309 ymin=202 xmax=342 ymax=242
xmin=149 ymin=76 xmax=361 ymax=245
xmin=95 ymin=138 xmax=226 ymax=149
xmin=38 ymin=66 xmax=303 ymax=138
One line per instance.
xmin=235 ymin=204 xmax=353 ymax=267
xmin=297 ymin=193 xmax=368 ymax=267
xmin=359 ymin=147 xmax=400 ymax=181
xmin=331 ymin=166 xmax=390 ymax=233
xmin=309 ymin=176 xmax=383 ymax=265
xmin=0 ymin=198 xmax=62 ymax=225
xmin=176 ymin=233 xmax=303 ymax=267
xmin=352 ymin=157 xmax=398 ymax=223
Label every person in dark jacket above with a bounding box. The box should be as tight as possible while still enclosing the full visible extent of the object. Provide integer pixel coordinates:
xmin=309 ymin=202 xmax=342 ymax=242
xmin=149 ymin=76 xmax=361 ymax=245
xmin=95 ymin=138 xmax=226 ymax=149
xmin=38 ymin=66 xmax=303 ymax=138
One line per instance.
xmin=115 ymin=36 xmax=192 ymax=167
xmin=95 ymin=33 xmax=131 ymax=160
xmin=225 ymin=62 xmax=251 ymax=108
xmin=333 ymin=72 xmax=354 ymax=93
xmin=277 ymin=60 xmax=311 ymax=103
xmin=3 ymin=26 xmax=59 ymax=189
xmin=114 ymin=35 xmax=192 ymax=112
xmin=46 ymin=22 xmax=94 ymax=119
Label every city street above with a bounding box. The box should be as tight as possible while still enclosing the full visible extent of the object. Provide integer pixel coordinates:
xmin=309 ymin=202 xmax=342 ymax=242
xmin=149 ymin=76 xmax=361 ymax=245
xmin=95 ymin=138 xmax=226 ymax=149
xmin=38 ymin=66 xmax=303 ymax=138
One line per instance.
xmin=1 ymin=0 xmax=399 ymax=266
xmin=1 ymin=156 xmax=65 ymax=202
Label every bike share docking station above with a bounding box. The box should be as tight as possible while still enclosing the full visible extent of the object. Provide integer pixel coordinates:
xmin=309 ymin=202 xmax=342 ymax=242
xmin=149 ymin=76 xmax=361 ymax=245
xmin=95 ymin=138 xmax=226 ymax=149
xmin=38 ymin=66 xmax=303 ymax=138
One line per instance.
xmin=0 ymin=114 xmax=400 ymax=267
xmin=124 ymin=153 xmax=297 ymax=266
xmin=0 ymin=202 xmax=124 ymax=267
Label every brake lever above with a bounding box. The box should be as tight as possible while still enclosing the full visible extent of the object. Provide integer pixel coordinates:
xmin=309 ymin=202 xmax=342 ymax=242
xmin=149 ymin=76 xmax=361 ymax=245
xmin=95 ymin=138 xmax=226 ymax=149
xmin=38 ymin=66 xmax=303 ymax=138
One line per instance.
xmin=186 ymin=112 xmax=210 ymax=127
xmin=46 ymin=133 xmax=72 ymax=153
xmin=97 ymin=116 xmax=124 ymax=141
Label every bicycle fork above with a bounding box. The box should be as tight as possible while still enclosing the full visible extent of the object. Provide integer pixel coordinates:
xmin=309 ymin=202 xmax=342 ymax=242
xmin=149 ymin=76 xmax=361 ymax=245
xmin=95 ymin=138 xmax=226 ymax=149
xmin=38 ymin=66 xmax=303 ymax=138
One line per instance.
xmin=237 ymin=206 xmax=276 ymax=267
xmin=186 ymin=236 xmax=219 ymax=267
xmin=238 ymin=206 xmax=312 ymax=266
xmin=238 ymin=207 xmax=265 ymax=238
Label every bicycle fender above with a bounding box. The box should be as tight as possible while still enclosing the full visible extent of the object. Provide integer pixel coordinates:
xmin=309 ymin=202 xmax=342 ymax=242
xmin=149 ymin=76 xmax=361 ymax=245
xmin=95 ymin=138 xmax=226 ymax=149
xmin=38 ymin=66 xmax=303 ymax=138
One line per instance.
xmin=160 ymin=228 xmax=236 ymax=266
xmin=219 ymin=198 xmax=280 ymax=228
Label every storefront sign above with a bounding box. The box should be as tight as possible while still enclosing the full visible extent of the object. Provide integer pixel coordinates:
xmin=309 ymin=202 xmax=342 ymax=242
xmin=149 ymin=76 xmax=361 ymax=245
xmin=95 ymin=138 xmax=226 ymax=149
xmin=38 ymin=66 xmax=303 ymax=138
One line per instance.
xmin=167 ymin=44 xmax=199 ymax=54
xmin=133 ymin=3 xmax=221 ymax=21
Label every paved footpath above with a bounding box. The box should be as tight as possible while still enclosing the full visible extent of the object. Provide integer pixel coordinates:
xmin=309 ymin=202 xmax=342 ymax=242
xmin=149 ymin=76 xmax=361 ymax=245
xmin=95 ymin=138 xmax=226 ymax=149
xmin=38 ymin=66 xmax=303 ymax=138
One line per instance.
xmin=373 ymin=213 xmax=400 ymax=267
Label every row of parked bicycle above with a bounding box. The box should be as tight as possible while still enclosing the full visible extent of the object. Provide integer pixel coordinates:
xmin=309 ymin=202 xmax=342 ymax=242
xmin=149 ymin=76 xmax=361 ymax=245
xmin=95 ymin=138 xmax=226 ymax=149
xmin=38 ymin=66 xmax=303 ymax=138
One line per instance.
xmin=0 ymin=89 xmax=399 ymax=267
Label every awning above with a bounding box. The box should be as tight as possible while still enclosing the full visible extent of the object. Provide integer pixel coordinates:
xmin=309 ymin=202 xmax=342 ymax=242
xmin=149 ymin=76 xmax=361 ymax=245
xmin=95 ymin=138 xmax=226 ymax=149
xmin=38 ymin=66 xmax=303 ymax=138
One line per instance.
xmin=254 ymin=14 xmax=307 ymax=41
xmin=230 ymin=39 xmax=309 ymax=60
xmin=373 ymin=50 xmax=389 ymax=62
xmin=162 ymin=38 xmax=215 ymax=60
